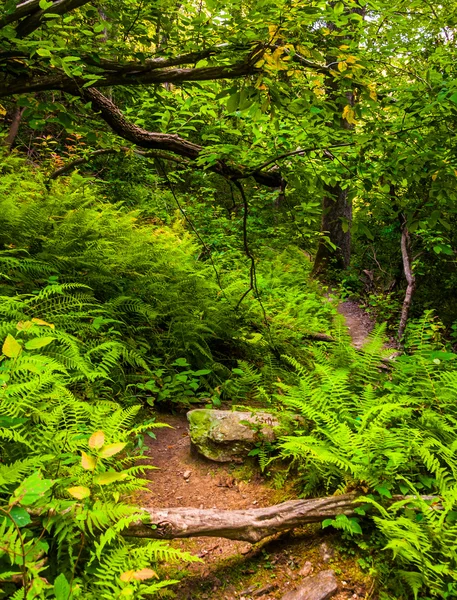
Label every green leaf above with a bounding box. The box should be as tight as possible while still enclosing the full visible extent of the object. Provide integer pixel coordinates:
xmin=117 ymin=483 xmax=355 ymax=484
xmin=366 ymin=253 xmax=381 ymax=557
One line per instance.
xmin=39 ymin=0 xmax=53 ymax=9
xmin=25 ymin=336 xmax=56 ymax=350
xmin=36 ymin=48 xmax=52 ymax=57
xmin=2 ymin=334 xmax=22 ymax=358
xmin=375 ymin=486 xmax=392 ymax=498
xmin=13 ymin=472 xmax=54 ymax=506
xmin=9 ymin=507 xmax=32 ymax=527
xmin=0 ymin=416 xmax=28 ymax=427
xmin=54 ymin=573 xmax=71 ymax=600
xmin=227 ymin=92 xmax=240 ymax=113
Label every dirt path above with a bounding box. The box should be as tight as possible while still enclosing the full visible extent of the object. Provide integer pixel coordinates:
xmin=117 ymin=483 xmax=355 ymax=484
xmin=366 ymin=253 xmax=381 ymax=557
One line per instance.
xmin=140 ymin=413 xmax=370 ymax=600
xmin=337 ymin=300 xmax=374 ymax=349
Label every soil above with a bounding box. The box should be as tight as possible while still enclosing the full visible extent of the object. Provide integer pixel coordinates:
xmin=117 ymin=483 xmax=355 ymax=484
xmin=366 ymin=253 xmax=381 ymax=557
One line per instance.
xmin=141 ymin=412 xmax=372 ymax=600
xmin=337 ymin=301 xmax=374 ymax=349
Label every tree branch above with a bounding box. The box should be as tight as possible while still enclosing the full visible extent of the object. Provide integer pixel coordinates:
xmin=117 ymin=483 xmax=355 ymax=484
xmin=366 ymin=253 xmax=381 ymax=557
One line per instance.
xmin=83 ymin=47 xmax=228 ymax=74
xmin=48 ymin=146 xmax=189 ymax=179
xmin=15 ymin=0 xmax=92 ymax=38
xmin=245 ymin=143 xmax=355 ymax=176
xmin=80 ymin=88 xmax=282 ymax=188
xmin=0 ymin=61 xmax=258 ymax=98
xmin=0 ymin=0 xmax=41 ymax=28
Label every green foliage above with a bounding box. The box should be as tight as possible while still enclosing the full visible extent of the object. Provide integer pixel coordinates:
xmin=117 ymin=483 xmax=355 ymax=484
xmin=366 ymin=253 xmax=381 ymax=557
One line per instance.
xmin=0 ymin=289 xmax=198 ymax=599
xmin=278 ymin=315 xmax=457 ymax=598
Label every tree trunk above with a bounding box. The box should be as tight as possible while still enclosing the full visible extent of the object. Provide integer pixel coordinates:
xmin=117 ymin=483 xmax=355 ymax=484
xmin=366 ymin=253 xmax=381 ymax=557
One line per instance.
xmin=2 ymin=106 xmax=24 ymax=150
xmin=397 ymin=217 xmax=416 ymax=341
xmin=312 ymin=3 xmax=365 ymax=276
xmin=313 ymin=183 xmax=352 ymax=274
xmin=125 ymin=492 xmax=435 ymax=543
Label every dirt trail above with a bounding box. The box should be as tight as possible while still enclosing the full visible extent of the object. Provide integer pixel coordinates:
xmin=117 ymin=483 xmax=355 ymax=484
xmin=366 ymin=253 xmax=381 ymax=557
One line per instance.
xmin=141 ymin=413 xmax=369 ymax=600
xmin=337 ymin=300 xmax=374 ymax=349
xmin=138 ymin=290 xmax=375 ymax=599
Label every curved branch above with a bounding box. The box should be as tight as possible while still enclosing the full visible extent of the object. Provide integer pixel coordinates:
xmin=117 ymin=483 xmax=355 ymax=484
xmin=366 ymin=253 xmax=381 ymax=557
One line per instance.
xmin=48 ymin=147 xmax=189 ymax=179
xmin=81 ymin=88 xmax=282 ymax=188
xmin=245 ymin=143 xmax=355 ymax=175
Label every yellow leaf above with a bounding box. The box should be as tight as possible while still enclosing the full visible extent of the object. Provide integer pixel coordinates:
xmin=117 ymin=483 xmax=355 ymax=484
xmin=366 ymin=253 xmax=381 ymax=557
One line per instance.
xmin=81 ymin=451 xmax=96 ymax=471
xmin=89 ymin=430 xmax=105 ymax=449
xmin=268 ymin=24 xmax=281 ymax=40
xmin=432 ymin=172 xmax=438 ymax=181
xmin=339 ymin=44 xmax=350 ymax=50
xmin=67 ymin=486 xmax=91 ymax=499
xmin=94 ymin=471 xmax=127 ymax=485
xmin=337 ymin=61 xmax=347 ymax=72
xmin=0 ymin=104 xmax=6 ymax=117
xmin=2 ymin=334 xmax=22 ymax=358
xmin=254 ymin=59 xmax=265 ymax=68
xmin=119 ymin=568 xmax=159 ymax=583
xmin=99 ymin=442 xmax=127 ymax=458
xmin=342 ymin=105 xmax=358 ymax=125
xmin=132 ymin=569 xmax=159 ymax=581
xmin=345 ymin=55 xmax=358 ymax=64
xmin=31 ymin=318 xmax=55 ymax=329
xmin=16 ymin=321 xmax=33 ymax=331
xmin=368 ymin=84 xmax=377 ymax=101
xmin=120 ymin=570 xmax=135 ymax=582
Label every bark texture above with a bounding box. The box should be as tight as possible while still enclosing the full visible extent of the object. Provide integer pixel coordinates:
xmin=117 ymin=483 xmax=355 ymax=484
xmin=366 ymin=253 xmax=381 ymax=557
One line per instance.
xmin=313 ymin=183 xmax=352 ymax=274
xmin=126 ymin=493 xmax=436 ymax=543
xmin=3 ymin=106 xmax=24 ymax=150
xmin=127 ymin=493 xmax=361 ymax=542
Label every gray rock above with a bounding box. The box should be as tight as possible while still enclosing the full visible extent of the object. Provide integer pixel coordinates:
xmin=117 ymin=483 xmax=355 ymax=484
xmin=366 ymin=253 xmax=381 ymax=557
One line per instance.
xmin=298 ymin=561 xmax=313 ymax=577
xmin=281 ymin=570 xmax=338 ymax=600
xmin=187 ymin=409 xmax=279 ymax=462
xmin=319 ymin=542 xmax=334 ymax=564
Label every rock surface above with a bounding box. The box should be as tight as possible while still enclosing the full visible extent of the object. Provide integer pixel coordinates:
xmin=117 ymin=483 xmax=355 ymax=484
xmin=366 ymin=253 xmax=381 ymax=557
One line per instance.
xmin=280 ymin=570 xmax=338 ymax=600
xmin=187 ymin=409 xmax=279 ymax=462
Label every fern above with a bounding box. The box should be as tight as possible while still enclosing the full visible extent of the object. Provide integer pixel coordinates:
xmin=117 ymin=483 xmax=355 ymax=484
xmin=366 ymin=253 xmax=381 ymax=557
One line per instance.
xmin=278 ymin=316 xmax=457 ymax=597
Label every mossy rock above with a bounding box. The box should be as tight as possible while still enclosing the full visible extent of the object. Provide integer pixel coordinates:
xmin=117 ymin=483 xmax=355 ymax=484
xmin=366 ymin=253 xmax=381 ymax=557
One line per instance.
xmin=187 ymin=409 xmax=279 ymax=462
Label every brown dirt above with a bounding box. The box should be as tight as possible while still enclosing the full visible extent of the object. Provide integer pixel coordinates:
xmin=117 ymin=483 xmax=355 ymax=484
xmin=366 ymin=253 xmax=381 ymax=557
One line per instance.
xmin=337 ymin=301 xmax=374 ymax=349
xmin=140 ymin=412 xmax=372 ymax=600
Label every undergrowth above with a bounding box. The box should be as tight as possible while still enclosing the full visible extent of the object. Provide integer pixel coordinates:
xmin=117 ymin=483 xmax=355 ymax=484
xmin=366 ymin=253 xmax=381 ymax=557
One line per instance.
xmin=277 ymin=315 xmax=457 ymax=599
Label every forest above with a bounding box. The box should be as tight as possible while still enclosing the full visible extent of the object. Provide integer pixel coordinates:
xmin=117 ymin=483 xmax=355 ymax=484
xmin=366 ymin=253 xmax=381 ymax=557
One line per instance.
xmin=0 ymin=0 xmax=457 ymax=598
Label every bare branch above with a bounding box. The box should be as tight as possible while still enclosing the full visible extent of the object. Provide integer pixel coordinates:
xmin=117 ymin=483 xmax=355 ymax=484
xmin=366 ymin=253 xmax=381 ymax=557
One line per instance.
xmin=246 ymin=143 xmax=355 ymax=175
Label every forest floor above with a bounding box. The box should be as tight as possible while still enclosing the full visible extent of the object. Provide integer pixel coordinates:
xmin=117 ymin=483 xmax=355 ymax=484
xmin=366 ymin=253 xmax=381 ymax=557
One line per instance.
xmin=140 ymin=305 xmax=374 ymax=599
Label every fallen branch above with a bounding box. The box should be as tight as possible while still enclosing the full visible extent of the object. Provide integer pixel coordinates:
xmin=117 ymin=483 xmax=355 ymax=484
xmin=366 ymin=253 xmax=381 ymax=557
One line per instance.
xmin=126 ymin=493 xmax=438 ymax=543
xmin=127 ymin=493 xmax=362 ymax=543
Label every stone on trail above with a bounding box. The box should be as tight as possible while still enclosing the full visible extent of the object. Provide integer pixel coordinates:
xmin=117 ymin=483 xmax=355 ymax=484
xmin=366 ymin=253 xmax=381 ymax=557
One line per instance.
xmin=280 ymin=570 xmax=338 ymax=600
xmin=187 ymin=409 xmax=279 ymax=462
